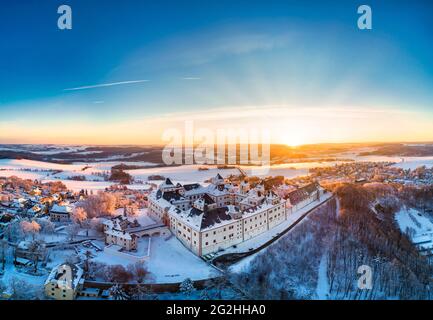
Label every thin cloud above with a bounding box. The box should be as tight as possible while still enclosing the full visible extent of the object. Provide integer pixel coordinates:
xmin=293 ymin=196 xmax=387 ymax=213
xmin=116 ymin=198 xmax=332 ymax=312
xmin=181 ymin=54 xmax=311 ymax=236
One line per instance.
xmin=182 ymin=77 xmax=201 ymax=80
xmin=64 ymin=80 xmax=150 ymax=91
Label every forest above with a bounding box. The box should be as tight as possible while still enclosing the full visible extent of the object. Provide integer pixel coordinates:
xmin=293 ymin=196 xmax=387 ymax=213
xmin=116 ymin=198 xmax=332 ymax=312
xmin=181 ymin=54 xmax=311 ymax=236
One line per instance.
xmin=229 ymin=183 xmax=433 ymax=299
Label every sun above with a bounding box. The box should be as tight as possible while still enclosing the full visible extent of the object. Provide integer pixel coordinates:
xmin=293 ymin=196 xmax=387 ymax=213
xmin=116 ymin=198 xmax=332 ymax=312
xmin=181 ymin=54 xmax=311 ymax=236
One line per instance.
xmin=282 ymin=135 xmax=305 ymax=147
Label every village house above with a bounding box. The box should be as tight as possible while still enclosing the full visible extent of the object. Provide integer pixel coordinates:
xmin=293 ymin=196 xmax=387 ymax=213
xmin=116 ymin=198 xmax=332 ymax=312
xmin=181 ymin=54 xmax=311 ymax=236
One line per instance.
xmin=14 ymin=240 xmax=48 ymax=265
xmin=44 ymin=263 xmax=84 ymax=300
xmin=49 ymin=203 xmax=72 ymax=222
xmin=285 ymin=182 xmax=322 ymax=213
xmin=105 ymin=228 xmax=139 ymax=251
xmin=103 ymin=215 xmax=140 ymax=251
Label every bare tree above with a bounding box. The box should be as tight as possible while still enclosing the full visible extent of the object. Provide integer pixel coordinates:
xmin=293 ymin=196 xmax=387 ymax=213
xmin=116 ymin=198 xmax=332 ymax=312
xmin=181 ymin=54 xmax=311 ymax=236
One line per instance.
xmin=65 ymin=223 xmax=80 ymax=241
xmin=20 ymin=220 xmax=41 ymax=240
xmin=127 ymin=261 xmax=149 ymax=283
xmin=71 ymin=207 xmax=87 ymax=226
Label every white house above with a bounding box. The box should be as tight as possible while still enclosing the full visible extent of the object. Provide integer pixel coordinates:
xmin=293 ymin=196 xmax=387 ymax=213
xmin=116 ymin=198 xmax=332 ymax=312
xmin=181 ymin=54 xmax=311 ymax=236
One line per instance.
xmin=45 ymin=263 xmax=84 ymax=300
xmin=50 ymin=204 xmax=72 ymax=222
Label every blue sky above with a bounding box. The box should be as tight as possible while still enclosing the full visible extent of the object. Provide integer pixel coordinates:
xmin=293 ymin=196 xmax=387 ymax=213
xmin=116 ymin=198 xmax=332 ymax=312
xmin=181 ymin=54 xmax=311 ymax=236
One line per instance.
xmin=1 ymin=0 xmax=433 ymax=144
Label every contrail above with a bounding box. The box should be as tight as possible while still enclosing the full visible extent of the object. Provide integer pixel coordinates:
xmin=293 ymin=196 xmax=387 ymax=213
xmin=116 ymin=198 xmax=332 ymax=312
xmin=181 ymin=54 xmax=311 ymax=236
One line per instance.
xmin=64 ymin=79 xmax=150 ymax=91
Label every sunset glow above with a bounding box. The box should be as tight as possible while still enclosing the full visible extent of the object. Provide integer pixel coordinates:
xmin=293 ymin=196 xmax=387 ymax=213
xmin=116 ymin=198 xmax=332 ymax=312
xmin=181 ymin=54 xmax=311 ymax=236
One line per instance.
xmin=1 ymin=1 xmax=432 ymax=146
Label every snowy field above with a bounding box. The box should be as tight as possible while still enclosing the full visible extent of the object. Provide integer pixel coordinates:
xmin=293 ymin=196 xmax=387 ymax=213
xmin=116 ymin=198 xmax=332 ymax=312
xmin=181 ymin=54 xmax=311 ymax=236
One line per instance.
xmin=2 ymin=155 xmax=433 ymax=193
xmin=147 ymin=236 xmax=219 ymax=283
xmin=335 ymin=151 xmax=433 ymax=170
xmin=240 ymin=162 xmax=346 ymax=178
xmin=395 ymin=207 xmax=433 ymax=236
xmin=0 ymin=159 xmax=156 ymax=191
xmin=392 ymin=157 xmax=433 ymax=170
xmin=0 ymin=159 xmax=326 ymax=190
xmin=395 ymin=207 xmax=433 ymax=253
xmin=0 ymin=170 xmax=48 ymax=180
xmin=92 ymin=235 xmax=219 ymax=283
xmin=125 ymin=165 xmax=242 ymax=184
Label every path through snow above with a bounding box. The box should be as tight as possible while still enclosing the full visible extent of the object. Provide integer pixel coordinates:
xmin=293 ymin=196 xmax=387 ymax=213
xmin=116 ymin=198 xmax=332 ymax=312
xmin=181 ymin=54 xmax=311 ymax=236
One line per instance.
xmin=316 ymin=253 xmax=330 ymax=300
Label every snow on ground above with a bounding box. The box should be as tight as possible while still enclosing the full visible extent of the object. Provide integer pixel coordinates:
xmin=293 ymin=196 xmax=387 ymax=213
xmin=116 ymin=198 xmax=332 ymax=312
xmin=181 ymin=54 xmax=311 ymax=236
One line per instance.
xmin=392 ymin=157 xmax=433 ymax=170
xmin=1 ymin=262 xmax=47 ymax=289
xmin=0 ymin=145 xmax=88 ymax=155
xmin=90 ymin=209 xmax=218 ymax=283
xmin=395 ymin=207 xmax=433 ymax=235
xmin=0 ymin=247 xmax=77 ymax=291
xmin=240 ymin=162 xmax=346 ymax=178
xmin=125 ymin=165 xmax=242 ymax=185
xmin=0 ymin=158 xmax=83 ymax=171
xmin=316 ymin=253 xmax=330 ymax=300
xmin=92 ymin=235 xmax=219 ymax=283
xmin=336 ymin=152 xmax=433 ymax=169
xmin=395 ymin=207 xmax=433 ymax=253
xmin=42 ymin=179 xmax=114 ymax=192
xmin=147 ymin=236 xmax=219 ymax=283
xmin=0 ymin=158 xmax=156 ymax=181
xmin=74 ymin=161 xmax=157 ymax=171
xmin=0 ymin=170 xmax=49 ymax=180
xmin=134 ymin=209 xmax=158 ymax=226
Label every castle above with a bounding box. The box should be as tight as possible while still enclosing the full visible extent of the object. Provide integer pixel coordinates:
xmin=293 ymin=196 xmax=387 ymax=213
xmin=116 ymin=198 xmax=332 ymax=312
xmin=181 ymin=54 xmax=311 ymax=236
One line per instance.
xmin=149 ymin=174 xmax=323 ymax=257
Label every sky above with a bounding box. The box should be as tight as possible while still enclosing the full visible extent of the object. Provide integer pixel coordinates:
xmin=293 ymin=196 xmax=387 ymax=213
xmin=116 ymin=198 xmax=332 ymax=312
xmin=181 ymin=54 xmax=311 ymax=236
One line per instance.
xmin=0 ymin=0 xmax=433 ymax=145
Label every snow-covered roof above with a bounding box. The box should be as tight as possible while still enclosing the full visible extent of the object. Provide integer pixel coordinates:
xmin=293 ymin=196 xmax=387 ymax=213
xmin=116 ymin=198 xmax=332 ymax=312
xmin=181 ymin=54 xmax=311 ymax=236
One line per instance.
xmin=50 ymin=204 xmax=72 ymax=214
xmin=45 ymin=263 xmax=84 ymax=290
xmin=105 ymin=228 xmax=137 ymax=240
